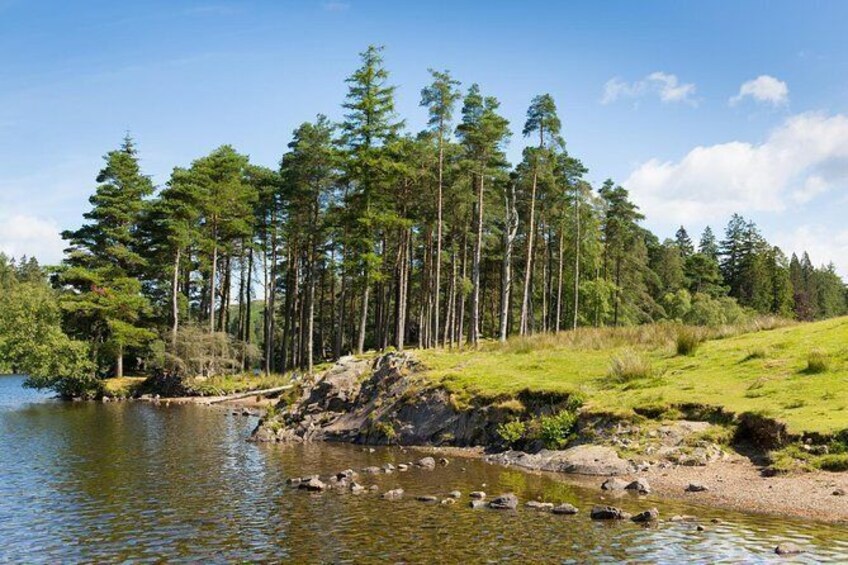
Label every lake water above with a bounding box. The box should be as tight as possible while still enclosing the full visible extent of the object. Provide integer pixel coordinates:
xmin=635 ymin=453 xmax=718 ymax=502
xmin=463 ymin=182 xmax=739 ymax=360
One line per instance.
xmin=1 ymin=374 xmax=847 ymax=563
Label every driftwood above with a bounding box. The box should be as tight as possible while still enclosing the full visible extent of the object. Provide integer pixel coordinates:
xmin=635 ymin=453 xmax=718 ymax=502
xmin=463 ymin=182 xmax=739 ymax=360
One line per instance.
xmin=203 ymin=385 xmax=293 ymax=405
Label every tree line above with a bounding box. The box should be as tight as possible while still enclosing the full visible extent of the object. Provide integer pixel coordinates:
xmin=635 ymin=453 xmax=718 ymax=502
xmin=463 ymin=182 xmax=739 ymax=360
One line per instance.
xmin=21 ymin=45 xmax=848 ymax=384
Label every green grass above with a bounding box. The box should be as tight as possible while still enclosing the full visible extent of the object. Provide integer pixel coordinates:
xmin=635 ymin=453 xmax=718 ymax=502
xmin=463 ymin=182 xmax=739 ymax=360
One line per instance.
xmin=186 ymin=372 xmax=294 ymax=396
xmin=416 ymin=317 xmax=848 ymax=435
xmin=103 ymin=376 xmax=147 ymax=397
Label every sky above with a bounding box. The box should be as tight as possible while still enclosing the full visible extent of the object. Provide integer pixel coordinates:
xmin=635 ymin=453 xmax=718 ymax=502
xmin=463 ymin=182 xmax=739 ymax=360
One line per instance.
xmin=3 ymin=0 xmax=848 ymax=274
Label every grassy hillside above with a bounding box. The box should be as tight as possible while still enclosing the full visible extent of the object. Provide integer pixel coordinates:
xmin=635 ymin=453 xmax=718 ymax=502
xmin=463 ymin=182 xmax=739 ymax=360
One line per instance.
xmin=416 ymin=316 xmax=848 ymax=436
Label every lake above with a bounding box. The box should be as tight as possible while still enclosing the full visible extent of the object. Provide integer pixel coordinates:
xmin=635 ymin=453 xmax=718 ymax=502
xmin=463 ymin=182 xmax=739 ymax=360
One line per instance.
xmin=1 ymin=374 xmax=846 ymax=563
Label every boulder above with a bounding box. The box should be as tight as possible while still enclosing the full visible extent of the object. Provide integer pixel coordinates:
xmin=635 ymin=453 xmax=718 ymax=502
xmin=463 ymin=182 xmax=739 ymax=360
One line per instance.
xmin=525 ymin=501 xmax=554 ymax=511
xmin=601 ymin=478 xmax=628 ymax=491
xmin=336 ymin=469 xmax=357 ymax=480
xmin=349 ymin=482 xmax=365 ymax=494
xmin=625 ymin=478 xmax=651 ymax=495
xmin=299 ymin=478 xmax=327 ymax=492
xmin=590 ymin=505 xmax=630 ymax=520
xmin=397 ymin=464 xmax=409 ymax=472
xmin=469 ymin=491 xmax=486 ymax=500
xmin=440 ymin=498 xmax=456 ymax=505
xmin=381 ymin=488 xmax=404 ymax=500
xmin=448 ymin=490 xmax=462 ymax=499
xmin=416 ymin=456 xmax=436 ymax=470
xmin=552 ymin=503 xmax=579 ymax=515
xmin=631 ymin=508 xmax=659 ymax=523
xmin=488 ymin=493 xmax=519 ymax=510
xmin=469 ymin=500 xmax=488 ymax=509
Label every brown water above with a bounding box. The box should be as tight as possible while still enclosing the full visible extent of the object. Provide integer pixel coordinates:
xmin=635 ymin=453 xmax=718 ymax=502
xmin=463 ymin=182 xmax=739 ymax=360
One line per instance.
xmin=1 ymin=375 xmax=847 ymax=563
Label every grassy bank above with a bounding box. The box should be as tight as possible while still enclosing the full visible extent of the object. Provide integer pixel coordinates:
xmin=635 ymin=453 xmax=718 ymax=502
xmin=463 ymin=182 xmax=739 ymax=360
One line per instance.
xmin=416 ymin=316 xmax=848 ymax=436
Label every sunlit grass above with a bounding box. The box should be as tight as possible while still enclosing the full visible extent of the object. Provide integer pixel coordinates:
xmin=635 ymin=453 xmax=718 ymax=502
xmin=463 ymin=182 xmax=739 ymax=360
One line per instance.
xmin=415 ymin=316 xmax=848 ymax=435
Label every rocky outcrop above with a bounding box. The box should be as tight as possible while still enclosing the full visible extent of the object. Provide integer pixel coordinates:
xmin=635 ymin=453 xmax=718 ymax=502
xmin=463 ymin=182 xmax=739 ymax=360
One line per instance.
xmin=485 ymin=445 xmax=634 ymax=476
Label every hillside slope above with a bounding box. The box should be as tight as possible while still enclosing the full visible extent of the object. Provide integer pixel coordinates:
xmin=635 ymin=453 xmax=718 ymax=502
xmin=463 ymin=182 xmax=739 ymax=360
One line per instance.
xmin=417 ymin=317 xmax=848 ymax=435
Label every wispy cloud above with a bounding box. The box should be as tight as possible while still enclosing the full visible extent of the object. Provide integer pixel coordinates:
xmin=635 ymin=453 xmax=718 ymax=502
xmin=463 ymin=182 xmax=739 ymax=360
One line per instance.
xmin=323 ymin=1 xmax=350 ymax=12
xmin=730 ymin=75 xmax=789 ymax=107
xmin=602 ymin=71 xmax=697 ymax=106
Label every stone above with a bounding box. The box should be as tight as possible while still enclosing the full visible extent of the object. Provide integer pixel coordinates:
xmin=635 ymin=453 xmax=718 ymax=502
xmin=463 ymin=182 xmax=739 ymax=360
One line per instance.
xmin=525 ymin=501 xmax=554 ymax=511
xmin=440 ymin=498 xmax=456 ymax=505
xmin=299 ymin=478 xmax=327 ymax=492
xmin=625 ymin=478 xmax=651 ymax=495
xmin=469 ymin=491 xmax=486 ymax=500
xmin=685 ymin=483 xmax=709 ymax=493
xmin=488 ymin=445 xmax=633 ymax=476
xmin=397 ymin=464 xmax=409 ymax=472
xmin=439 ymin=457 xmax=450 ymax=466
xmin=382 ymin=463 xmax=395 ymax=472
xmin=696 ymin=525 xmax=706 ymax=532
xmin=775 ymin=543 xmax=803 ymax=555
xmin=416 ymin=495 xmax=439 ymax=503
xmin=286 ymin=477 xmax=302 ymax=486
xmin=669 ymin=514 xmax=697 ymax=522
xmin=590 ymin=505 xmax=629 ymax=520
xmin=349 ymin=482 xmax=365 ymax=494
xmin=601 ymin=478 xmax=628 ymax=491
xmin=469 ymin=500 xmax=487 ymax=509
xmin=631 ymin=507 xmax=659 ymax=523
xmin=416 ymin=457 xmax=436 ymax=470
xmin=368 ymin=485 xmax=379 ymax=491
xmin=448 ymin=490 xmax=462 ymax=499
xmin=336 ymin=469 xmax=357 ymax=480
xmin=361 ymin=466 xmax=382 ymax=474
xmin=833 ymin=488 xmax=846 ymax=496
xmin=381 ymin=488 xmax=404 ymax=500
xmin=551 ymin=503 xmax=579 ymax=515
xmin=488 ymin=494 xmax=519 ymax=510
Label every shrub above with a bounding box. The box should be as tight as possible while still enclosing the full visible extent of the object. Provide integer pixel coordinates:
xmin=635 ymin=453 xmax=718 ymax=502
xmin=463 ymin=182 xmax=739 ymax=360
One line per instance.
xmin=816 ymin=453 xmax=848 ymax=472
xmin=496 ymin=420 xmax=526 ymax=447
xmin=806 ymin=349 xmax=830 ymax=374
xmin=675 ymin=327 xmax=702 ymax=356
xmin=608 ymin=349 xmax=653 ymax=383
xmin=538 ymin=410 xmax=578 ymax=449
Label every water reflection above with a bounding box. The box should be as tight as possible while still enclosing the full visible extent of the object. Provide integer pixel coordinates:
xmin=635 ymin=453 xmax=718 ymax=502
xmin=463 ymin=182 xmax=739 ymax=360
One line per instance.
xmin=1 ymin=375 xmax=847 ymax=563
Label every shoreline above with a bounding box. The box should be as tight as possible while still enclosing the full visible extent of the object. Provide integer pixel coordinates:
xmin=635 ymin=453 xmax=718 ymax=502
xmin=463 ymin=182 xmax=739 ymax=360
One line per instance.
xmin=410 ymin=444 xmax=848 ymax=524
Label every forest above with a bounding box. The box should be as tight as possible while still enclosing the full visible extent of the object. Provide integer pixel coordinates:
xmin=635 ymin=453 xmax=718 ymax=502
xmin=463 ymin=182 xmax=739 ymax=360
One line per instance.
xmin=2 ymin=45 xmax=846 ymax=396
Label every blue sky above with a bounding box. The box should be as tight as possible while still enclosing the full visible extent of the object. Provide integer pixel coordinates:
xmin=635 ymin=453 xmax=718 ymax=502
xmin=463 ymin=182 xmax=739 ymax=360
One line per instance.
xmin=3 ymin=0 xmax=848 ymax=274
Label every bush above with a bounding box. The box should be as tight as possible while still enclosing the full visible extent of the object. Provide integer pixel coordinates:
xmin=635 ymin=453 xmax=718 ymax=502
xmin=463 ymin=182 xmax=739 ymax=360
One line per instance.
xmin=496 ymin=420 xmax=526 ymax=447
xmin=608 ymin=349 xmax=653 ymax=383
xmin=538 ymin=410 xmax=578 ymax=449
xmin=816 ymin=453 xmax=848 ymax=472
xmin=675 ymin=327 xmax=702 ymax=356
xmin=806 ymin=349 xmax=830 ymax=374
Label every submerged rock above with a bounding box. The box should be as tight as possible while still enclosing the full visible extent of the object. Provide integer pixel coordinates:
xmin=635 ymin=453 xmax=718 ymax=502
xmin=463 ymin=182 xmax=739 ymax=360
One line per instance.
xmin=551 ymin=503 xmax=579 ymax=515
xmin=590 ymin=505 xmax=630 ymax=520
xmin=631 ymin=508 xmax=659 ymax=523
xmin=416 ymin=457 xmax=436 ymax=470
xmin=381 ymin=488 xmax=404 ymax=500
xmin=775 ymin=542 xmax=803 ymax=555
xmin=299 ymin=478 xmax=327 ymax=492
xmin=488 ymin=494 xmax=519 ymax=510
xmin=525 ymin=501 xmax=554 ymax=511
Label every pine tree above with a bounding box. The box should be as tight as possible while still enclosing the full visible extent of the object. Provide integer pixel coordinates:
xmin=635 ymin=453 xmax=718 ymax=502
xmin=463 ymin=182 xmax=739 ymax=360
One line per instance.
xmin=699 ymin=226 xmax=719 ymax=260
xmin=341 ymin=45 xmax=404 ymax=354
xmin=60 ymin=136 xmax=157 ymax=377
xmin=675 ymin=225 xmax=694 ymax=257
xmin=420 ymin=69 xmax=461 ymax=346
xmin=456 ymin=84 xmax=510 ymax=345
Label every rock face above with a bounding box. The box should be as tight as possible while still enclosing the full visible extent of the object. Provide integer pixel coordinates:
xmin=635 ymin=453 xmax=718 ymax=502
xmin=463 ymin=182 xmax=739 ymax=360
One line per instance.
xmin=488 ymin=494 xmax=519 ymax=510
xmin=590 ymin=505 xmax=629 ymax=520
xmin=487 ymin=445 xmax=633 ymax=476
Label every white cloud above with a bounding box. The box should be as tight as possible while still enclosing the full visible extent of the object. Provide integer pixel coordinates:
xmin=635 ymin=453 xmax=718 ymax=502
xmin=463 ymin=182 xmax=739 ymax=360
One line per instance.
xmin=730 ymin=75 xmax=789 ymax=107
xmin=0 ymin=214 xmax=65 ymax=265
xmin=774 ymin=226 xmax=848 ymax=278
xmin=623 ymin=112 xmax=848 ymax=224
xmin=602 ymin=72 xmax=697 ymax=106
